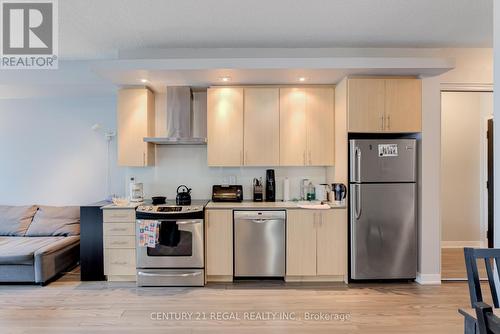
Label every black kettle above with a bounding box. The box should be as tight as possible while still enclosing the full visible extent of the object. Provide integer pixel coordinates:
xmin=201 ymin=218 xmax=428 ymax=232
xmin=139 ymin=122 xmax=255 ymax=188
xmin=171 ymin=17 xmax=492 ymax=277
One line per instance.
xmin=176 ymin=185 xmax=192 ymax=205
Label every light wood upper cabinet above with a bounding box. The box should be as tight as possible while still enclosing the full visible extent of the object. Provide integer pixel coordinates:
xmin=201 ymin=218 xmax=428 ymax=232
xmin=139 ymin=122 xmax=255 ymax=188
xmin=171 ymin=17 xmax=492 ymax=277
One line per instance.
xmin=207 ymin=87 xmax=244 ymax=166
xmin=244 ymin=88 xmax=280 ymax=166
xmin=316 ymin=210 xmax=347 ymax=276
xmin=280 ymin=87 xmax=335 ymax=166
xmin=208 ymin=86 xmax=335 ymax=167
xmin=117 ymin=88 xmax=155 ymax=167
xmin=280 ymin=88 xmax=308 ymax=166
xmin=385 ymin=79 xmax=422 ymax=133
xmin=347 ymin=78 xmax=386 ymax=133
xmin=347 ymin=78 xmax=421 ymax=133
xmin=205 ymin=210 xmax=233 ymax=278
xmin=286 ymin=210 xmax=317 ymax=276
xmin=306 ymin=88 xmax=335 ymax=166
xmin=286 ymin=209 xmax=347 ymax=279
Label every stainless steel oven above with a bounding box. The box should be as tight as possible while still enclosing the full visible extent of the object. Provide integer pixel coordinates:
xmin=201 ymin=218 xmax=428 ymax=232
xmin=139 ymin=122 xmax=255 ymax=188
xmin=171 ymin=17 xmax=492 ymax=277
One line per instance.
xmin=135 ymin=201 xmax=206 ymax=286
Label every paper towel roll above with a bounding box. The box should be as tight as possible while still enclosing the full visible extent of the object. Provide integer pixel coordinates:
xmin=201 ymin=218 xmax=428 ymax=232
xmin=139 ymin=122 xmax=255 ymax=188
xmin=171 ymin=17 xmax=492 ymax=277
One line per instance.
xmin=283 ymin=177 xmax=290 ymax=201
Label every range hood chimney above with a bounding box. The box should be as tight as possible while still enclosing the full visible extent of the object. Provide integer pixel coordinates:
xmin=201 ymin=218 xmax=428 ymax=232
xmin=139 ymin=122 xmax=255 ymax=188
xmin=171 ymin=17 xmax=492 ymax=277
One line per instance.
xmin=144 ymin=86 xmax=207 ymax=145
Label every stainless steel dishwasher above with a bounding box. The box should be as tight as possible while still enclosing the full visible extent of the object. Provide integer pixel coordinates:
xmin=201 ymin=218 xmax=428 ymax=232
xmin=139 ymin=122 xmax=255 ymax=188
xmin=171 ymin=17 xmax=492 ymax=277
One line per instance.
xmin=234 ymin=210 xmax=286 ymax=278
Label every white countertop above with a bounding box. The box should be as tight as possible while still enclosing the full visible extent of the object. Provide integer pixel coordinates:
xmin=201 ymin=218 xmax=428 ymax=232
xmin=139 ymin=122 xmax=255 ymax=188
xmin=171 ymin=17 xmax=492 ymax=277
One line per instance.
xmin=205 ymin=200 xmax=346 ymax=210
xmin=101 ymin=202 xmax=142 ymax=210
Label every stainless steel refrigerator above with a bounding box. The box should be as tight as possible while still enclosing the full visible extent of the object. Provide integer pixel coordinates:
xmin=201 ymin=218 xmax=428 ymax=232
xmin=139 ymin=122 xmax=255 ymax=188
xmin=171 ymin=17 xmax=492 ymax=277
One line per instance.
xmin=349 ymin=139 xmax=417 ymax=280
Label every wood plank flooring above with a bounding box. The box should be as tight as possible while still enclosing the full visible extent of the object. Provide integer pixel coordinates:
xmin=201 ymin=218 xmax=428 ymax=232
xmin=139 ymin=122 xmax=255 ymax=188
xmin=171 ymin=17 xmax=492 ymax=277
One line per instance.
xmin=441 ymin=247 xmax=487 ymax=280
xmin=0 ymin=269 xmax=476 ymax=334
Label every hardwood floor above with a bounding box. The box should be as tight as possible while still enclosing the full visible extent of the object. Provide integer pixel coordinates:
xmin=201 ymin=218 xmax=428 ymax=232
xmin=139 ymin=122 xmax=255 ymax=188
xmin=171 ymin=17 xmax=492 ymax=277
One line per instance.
xmin=441 ymin=247 xmax=487 ymax=280
xmin=0 ymin=269 xmax=474 ymax=334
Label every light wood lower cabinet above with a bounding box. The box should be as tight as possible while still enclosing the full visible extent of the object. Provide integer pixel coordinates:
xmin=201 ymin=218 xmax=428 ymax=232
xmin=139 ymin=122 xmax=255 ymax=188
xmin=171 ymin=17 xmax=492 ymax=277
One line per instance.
xmin=102 ymin=208 xmax=136 ymax=282
xmin=205 ymin=209 xmax=233 ymax=282
xmin=286 ymin=210 xmax=317 ymax=276
xmin=316 ymin=210 xmax=347 ymax=276
xmin=286 ymin=209 xmax=347 ymax=282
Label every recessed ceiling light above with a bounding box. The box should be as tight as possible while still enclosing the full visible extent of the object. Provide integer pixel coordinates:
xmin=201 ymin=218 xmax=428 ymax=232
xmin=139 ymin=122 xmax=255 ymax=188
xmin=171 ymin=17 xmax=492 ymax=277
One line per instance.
xmin=219 ymin=76 xmax=231 ymax=82
xmin=298 ymin=77 xmax=306 ymax=82
xmin=140 ymin=79 xmax=149 ymax=83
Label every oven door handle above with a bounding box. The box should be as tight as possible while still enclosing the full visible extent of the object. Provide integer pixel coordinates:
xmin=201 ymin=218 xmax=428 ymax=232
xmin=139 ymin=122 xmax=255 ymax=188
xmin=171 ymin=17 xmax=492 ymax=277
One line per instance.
xmin=137 ymin=271 xmax=202 ymax=278
xmin=176 ymin=220 xmax=202 ymax=225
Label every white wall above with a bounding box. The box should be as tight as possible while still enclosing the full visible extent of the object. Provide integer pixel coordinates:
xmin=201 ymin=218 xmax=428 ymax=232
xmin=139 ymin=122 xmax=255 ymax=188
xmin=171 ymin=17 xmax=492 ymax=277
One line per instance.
xmin=0 ymin=96 xmax=124 ymax=205
xmin=416 ymin=48 xmax=493 ymax=284
xmin=441 ymin=92 xmax=493 ymax=244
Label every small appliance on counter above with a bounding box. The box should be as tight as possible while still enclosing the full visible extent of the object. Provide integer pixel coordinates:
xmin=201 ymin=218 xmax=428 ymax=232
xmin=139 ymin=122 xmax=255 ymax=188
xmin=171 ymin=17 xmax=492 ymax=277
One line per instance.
xmin=176 ymin=185 xmax=192 ymax=205
xmin=265 ymin=169 xmax=276 ymax=202
xmin=331 ymin=183 xmax=347 ymax=205
xmin=315 ymin=184 xmax=329 ymax=202
xmin=253 ymin=178 xmax=263 ymax=202
xmin=129 ymin=177 xmax=144 ymax=203
xmin=212 ymin=185 xmax=243 ymax=202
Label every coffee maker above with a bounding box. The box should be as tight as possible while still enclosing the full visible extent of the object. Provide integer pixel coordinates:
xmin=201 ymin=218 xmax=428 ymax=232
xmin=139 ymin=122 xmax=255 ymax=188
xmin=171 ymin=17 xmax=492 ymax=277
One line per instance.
xmin=265 ymin=169 xmax=276 ymax=202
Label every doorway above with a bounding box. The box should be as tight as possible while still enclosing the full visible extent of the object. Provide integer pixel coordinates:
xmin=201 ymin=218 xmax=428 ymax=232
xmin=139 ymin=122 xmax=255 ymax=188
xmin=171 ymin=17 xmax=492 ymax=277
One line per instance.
xmin=440 ymin=91 xmax=493 ymax=280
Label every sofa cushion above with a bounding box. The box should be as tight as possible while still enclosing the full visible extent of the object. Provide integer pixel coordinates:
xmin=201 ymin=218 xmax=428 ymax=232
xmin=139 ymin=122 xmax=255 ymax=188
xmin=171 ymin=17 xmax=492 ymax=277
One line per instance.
xmin=25 ymin=206 xmax=80 ymax=237
xmin=0 ymin=205 xmax=38 ymax=236
xmin=0 ymin=236 xmax=66 ymax=265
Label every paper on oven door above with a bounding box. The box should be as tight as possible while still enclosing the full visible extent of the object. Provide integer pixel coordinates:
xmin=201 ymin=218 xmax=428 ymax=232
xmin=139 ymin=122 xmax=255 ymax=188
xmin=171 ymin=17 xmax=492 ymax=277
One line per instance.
xmin=139 ymin=221 xmax=159 ymax=248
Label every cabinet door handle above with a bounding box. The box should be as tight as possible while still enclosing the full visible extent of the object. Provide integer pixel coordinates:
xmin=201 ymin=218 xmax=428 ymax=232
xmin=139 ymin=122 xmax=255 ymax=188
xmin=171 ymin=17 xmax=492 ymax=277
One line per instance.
xmin=110 ymin=228 xmax=126 ymax=232
xmin=110 ymin=214 xmax=129 ymax=219
xmin=387 ymin=115 xmax=391 ymax=130
xmin=240 ymin=150 xmax=243 ymax=165
xmin=143 ymin=152 xmax=146 ymax=166
xmin=245 ymin=151 xmax=248 ymax=164
xmin=111 ymin=261 xmax=127 ymax=265
xmin=308 ymin=151 xmax=312 ymax=165
xmin=111 ymin=241 xmax=128 ymax=245
xmin=303 ymin=151 xmax=306 ymax=165
xmin=381 ymin=115 xmax=385 ymax=130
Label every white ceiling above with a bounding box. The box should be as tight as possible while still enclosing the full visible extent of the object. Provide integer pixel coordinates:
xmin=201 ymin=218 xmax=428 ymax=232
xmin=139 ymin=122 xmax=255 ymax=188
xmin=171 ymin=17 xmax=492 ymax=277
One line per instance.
xmin=59 ymin=0 xmax=493 ymax=60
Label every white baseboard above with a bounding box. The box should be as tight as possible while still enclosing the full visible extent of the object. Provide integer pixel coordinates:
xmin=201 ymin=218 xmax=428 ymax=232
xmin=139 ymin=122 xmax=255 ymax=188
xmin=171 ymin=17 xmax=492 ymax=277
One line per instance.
xmin=416 ymin=273 xmax=442 ymax=285
xmin=441 ymin=241 xmax=486 ymax=248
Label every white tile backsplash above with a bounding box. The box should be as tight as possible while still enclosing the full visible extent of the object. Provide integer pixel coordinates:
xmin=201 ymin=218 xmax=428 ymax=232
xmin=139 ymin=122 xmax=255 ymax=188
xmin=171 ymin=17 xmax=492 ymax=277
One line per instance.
xmin=125 ymin=145 xmax=331 ymax=201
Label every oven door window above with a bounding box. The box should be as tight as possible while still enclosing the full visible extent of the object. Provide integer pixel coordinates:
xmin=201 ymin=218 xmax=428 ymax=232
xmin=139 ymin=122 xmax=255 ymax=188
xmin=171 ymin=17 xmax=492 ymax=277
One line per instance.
xmin=147 ymin=220 xmax=193 ymax=257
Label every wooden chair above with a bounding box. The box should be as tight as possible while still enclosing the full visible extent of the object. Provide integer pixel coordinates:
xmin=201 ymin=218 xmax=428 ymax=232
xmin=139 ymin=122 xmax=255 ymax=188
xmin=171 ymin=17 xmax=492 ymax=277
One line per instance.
xmin=464 ymin=248 xmax=500 ymax=308
xmin=475 ymin=302 xmax=500 ymax=334
xmin=461 ymin=248 xmax=500 ymax=334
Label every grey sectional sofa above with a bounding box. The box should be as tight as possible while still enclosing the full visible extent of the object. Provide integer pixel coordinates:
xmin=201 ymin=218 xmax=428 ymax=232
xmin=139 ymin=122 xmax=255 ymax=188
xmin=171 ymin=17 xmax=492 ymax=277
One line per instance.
xmin=0 ymin=205 xmax=80 ymax=285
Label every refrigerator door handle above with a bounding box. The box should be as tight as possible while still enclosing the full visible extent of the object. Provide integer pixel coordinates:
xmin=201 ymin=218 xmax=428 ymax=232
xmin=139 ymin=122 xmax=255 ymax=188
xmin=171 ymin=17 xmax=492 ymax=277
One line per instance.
xmin=355 ymin=184 xmax=362 ymax=219
xmin=355 ymin=147 xmax=362 ymax=183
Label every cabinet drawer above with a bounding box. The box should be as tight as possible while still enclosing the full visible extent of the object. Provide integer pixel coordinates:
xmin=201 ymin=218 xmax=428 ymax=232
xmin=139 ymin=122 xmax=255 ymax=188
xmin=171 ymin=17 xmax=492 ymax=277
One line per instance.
xmin=105 ymin=235 xmax=136 ymax=249
xmin=103 ymin=209 xmax=136 ymax=223
xmin=103 ymin=222 xmax=135 ymax=236
xmin=105 ymin=249 xmax=136 ymax=276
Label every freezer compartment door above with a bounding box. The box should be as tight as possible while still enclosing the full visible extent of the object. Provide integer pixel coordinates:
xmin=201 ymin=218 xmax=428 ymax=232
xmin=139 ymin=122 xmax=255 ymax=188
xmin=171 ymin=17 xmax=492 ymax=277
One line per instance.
xmin=349 ymin=139 xmax=417 ymax=183
xmin=350 ymin=183 xmax=417 ymax=279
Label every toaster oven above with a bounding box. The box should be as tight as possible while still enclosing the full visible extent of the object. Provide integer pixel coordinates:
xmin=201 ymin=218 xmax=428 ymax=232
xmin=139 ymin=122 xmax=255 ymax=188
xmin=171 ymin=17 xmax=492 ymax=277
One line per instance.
xmin=212 ymin=185 xmax=243 ymax=202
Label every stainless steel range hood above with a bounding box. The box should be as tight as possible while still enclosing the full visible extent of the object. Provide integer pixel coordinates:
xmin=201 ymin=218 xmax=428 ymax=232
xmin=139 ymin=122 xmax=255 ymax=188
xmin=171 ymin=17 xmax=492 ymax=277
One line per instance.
xmin=144 ymin=86 xmax=207 ymax=145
